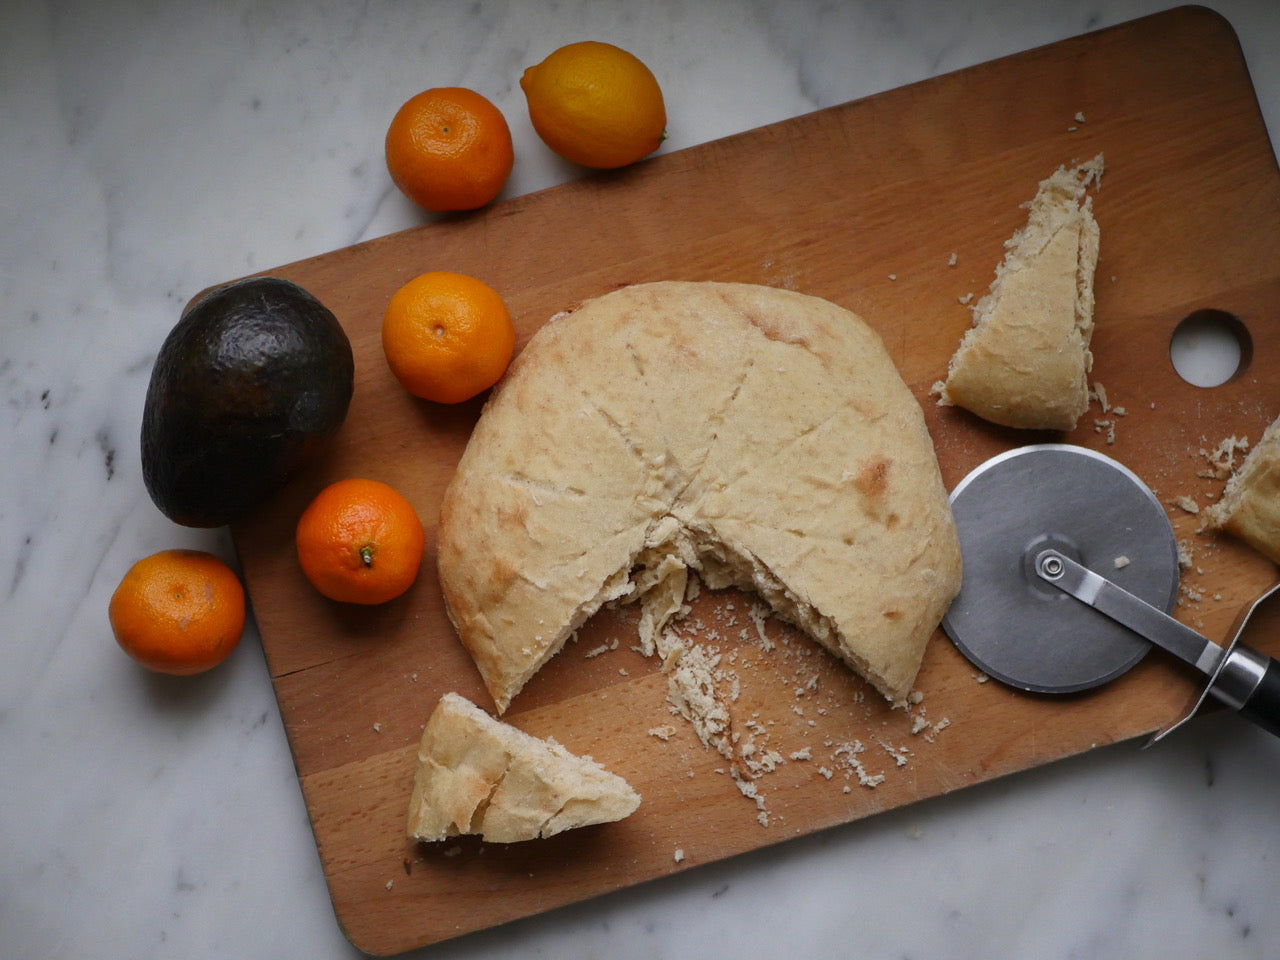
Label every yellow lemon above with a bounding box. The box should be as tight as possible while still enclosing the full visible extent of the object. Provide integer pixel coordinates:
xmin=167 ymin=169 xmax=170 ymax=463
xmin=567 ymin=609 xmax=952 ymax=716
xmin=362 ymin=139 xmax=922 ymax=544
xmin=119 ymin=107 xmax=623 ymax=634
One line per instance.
xmin=520 ymin=41 xmax=666 ymax=169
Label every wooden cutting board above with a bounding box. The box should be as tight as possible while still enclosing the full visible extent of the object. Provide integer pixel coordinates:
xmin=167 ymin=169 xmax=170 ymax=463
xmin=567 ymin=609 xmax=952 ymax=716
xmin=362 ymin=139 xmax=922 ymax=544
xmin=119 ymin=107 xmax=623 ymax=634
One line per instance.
xmin=225 ymin=7 xmax=1280 ymax=955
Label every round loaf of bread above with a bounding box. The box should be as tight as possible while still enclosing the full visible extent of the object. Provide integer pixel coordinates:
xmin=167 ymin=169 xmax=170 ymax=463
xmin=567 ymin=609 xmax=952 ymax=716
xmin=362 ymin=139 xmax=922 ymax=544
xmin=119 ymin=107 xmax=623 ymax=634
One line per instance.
xmin=438 ymin=281 xmax=961 ymax=712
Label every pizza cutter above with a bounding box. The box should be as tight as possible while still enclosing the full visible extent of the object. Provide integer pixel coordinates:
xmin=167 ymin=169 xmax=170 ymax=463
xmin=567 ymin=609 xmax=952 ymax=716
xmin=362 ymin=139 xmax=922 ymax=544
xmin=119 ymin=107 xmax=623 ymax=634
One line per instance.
xmin=941 ymin=444 xmax=1280 ymax=740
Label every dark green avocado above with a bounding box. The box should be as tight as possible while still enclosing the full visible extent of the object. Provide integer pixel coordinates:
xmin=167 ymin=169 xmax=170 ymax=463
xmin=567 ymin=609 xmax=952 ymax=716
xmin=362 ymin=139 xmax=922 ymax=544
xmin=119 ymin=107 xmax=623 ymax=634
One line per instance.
xmin=141 ymin=276 xmax=355 ymax=527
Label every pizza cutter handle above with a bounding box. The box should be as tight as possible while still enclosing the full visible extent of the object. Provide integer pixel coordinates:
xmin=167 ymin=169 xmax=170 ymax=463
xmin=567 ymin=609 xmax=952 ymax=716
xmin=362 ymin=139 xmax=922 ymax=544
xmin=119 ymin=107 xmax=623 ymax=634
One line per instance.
xmin=1216 ymin=647 xmax=1280 ymax=738
xmin=1035 ymin=550 xmax=1280 ymax=741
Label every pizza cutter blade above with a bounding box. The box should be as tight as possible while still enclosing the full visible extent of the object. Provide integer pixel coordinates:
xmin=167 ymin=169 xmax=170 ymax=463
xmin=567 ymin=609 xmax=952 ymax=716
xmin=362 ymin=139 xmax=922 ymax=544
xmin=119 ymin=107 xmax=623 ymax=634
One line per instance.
xmin=941 ymin=444 xmax=1280 ymax=739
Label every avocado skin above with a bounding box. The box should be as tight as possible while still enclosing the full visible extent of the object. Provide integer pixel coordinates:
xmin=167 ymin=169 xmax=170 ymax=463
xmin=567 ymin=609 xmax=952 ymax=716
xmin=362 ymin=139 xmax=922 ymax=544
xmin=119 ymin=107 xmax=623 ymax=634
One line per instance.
xmin=141 ymin=276 xmax=355 ymax=527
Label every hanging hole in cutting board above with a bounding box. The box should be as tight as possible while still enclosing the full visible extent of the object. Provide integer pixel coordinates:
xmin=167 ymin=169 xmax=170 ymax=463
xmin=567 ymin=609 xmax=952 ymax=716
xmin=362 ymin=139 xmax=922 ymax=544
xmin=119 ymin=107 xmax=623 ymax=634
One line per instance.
xmin=1168 ymin=309 xmax=1253 ymax=387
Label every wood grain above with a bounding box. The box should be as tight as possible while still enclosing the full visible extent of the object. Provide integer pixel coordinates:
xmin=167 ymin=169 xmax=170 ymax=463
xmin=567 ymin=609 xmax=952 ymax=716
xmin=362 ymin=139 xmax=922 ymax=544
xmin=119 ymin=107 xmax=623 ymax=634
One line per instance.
xmin=223 ymin=8 xmax=1280 ymax=954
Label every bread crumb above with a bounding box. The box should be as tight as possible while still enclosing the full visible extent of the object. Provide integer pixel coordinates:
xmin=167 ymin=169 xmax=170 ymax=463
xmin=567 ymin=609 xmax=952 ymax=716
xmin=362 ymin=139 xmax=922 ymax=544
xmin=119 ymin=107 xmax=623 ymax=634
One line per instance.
xmin=957 ymin=292 xmax=974 ymax=305
xmin=648 ymin=725 xmax=678 ymax=741
xmin=1199 ymin=435 xmax=1250 ymax=479
xmin=1177 ymin=539 xmax=1194 ymax=569
xmin=789 ymin=747 xmax=813 ymax=761
xmin=674 ymin=848 xmax=685 ymax=863
xmin=1090 ymin=381 xmax=1110 ymax=413
xmin=948 ymin=252 xmax=958 ymax=266
xmin=1114 ymin=555 xmax=1131 ymax=569
xmin=975 ymin=672 xmax=989 ymax=683
xmin=385 ymin=880 xmax=394 ymax=890
xmin=584 ymin=638 xmax=619 ymax=659
xmin=659 ymin=631 xmax=733 ymax=758
xmin=730 ymin=767 xmax=771 ymax=826
xmin=372 ymin=722 xmax=383 ymax=733
xmin=1075 ymin=111 xmax=1086 ymax=123
xmin=745 ymin=602 xmax=776 ymax=649
xmin=830 ymin=739 xmax=886 ymax=788
xmin=1168 ymin=495 xmax=1200 ymax=515
xmin=882 ymin=742 xmax=911 ymax=766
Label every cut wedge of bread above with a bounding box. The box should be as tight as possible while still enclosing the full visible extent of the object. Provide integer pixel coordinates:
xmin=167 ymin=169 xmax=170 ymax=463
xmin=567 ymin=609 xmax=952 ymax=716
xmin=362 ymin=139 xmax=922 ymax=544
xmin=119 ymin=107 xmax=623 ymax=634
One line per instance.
xmin=406 ymin=692 xmax=641 ymax=843
xmin=437 ymin=281 xmax=961 ymax=713
xmin=938 ymin=154 xmax=1104 ymax=430
xmin=1202 ymin=414 xmax=1280 ymax=563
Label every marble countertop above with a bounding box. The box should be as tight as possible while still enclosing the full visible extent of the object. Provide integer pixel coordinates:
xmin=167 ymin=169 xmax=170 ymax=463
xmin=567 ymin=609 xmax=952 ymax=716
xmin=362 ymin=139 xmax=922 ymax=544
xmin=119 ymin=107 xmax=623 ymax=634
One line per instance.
xmin=5 ymin=2 xmax=1280 ymax=957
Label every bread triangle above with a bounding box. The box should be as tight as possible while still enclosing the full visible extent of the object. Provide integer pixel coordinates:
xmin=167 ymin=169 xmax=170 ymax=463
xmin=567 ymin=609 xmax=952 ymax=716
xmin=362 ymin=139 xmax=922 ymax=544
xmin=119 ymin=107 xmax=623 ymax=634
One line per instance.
xmin=406 ymin=692 xmax=641 ymax=843
xmin=938 ymin=154 xmax=1104 ymax=430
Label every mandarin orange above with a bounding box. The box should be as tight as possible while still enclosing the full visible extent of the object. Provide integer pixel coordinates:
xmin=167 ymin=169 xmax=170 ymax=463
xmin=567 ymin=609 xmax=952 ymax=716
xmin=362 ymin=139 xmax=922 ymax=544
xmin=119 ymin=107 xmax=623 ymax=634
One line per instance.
xmin=295 ymin=478 xmax=425 ymax=605
xmin=109 ymin=549 xmax=246 ymax=675
xmin=381 ymin=271 xmax=515 ymax=404
xmin=385 ymin=87 xmax=514 ymax=212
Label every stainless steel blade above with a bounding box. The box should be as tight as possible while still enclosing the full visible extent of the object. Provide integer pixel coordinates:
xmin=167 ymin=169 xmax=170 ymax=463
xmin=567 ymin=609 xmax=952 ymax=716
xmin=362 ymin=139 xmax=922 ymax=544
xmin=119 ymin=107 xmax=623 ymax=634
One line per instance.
xmin=941 ymin=444 xmax=1181 ymax=694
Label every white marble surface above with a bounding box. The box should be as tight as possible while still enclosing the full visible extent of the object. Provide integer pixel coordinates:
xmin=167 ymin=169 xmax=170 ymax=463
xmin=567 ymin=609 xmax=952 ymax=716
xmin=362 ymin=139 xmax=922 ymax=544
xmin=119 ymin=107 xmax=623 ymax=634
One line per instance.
xmin=4 ymin=1 xmax=1280 ymax=957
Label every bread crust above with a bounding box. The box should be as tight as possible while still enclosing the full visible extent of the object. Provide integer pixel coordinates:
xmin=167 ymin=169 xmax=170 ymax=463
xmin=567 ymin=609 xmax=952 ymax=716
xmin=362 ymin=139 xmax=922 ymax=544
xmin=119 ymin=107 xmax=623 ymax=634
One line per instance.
xmin=437 ymin=281 xmax=961 ymax=711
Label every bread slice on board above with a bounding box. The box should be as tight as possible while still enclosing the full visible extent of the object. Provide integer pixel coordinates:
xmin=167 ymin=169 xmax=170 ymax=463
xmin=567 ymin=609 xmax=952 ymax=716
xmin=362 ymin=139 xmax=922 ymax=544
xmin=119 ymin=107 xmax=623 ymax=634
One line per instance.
xmin=436 ymin=281 xmax=962 ymax=713
xmin=937 ymin=154 xmax=1104 ymax=430
xmin=1202 ymin=413 xmax=1280 ymax=563
xmin=406 ymin=692 xmax=641 ymax=844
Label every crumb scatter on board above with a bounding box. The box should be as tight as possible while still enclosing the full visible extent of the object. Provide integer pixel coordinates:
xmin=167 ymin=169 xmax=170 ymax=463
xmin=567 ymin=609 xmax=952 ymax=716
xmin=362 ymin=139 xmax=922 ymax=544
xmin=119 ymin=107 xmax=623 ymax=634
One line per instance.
xmin=632 ymin=585 xmax=960 ymax=826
